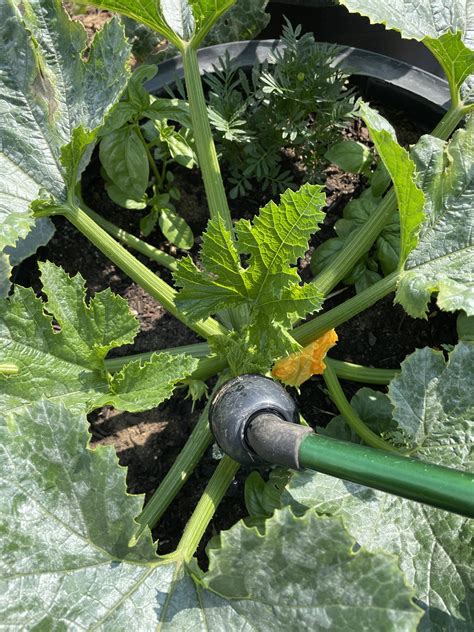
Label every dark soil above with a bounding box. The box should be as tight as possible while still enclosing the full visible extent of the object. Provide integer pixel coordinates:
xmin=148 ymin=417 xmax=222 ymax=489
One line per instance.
xmin=14 ymin=73 xmax=457 ymax=564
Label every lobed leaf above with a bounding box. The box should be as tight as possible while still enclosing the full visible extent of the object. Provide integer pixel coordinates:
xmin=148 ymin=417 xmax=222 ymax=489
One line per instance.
xmin=175 ymin=183 xmax=326 ymax=325
xmin=86 ymin=0 xmax=236 ymax=47
xmin=396 ymin=118 xmax=474 ymax=317
xmin=283 ymin=343 xmax=474 ymax=630
xmin=0 ymin=0 xmax=131 ymax=252
xmin=0 ymin=400 xmax=422 ymax=629
xmin=205 ymin=507 xmax=422 ymax=630
xmin=95 ymin=352 xmax=198 ymax=412
xmin=0 ymin=263 xmax=196 ymax=414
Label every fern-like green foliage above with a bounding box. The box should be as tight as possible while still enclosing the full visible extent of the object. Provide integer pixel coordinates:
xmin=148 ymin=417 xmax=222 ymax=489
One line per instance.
xmin=175 ymin=184 xmax=326 ymax=372
xmin=205 ymin=20 xmax=355 ymax=197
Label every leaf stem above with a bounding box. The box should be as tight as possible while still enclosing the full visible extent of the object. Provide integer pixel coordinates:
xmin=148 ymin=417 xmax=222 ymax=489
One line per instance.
xmin=181 ymin=44 xmax=248 ymax=330
xmin=323 ymin=362 xmax=399 ymax=452
xmin=430 ymin=103 xmax=467 ymax=138
xmin=105 ymin=346 xmax=398 ymax=385
xmin=326 ymin=358 xmax=398 ymax=384
xmin=181 ymin=45 xmax=232 ymax=233
xmin=312 ymin=103 xmax=466 ymax=296
xmin=136 ymin=124 xmax=164 ymax=188
xmin=82 ymin=205 xmax=178 ymax=271
xmin=105 ymin=342 xmax=210 ymax=371
xmin=0 ymin=363 xmax=19 ymax=376
xmin=131 ymin=396 xmax=217 ymax=545
xmin=293 ymin=272 xmax=398 ymax=347
xmin=176 ymin=455 xmax=239 ymax=561
xmin=62 ymin=204 xmax=227 ymax=340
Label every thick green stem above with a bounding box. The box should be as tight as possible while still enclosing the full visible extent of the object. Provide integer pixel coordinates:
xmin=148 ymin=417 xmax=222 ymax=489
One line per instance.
xmin=176 ymin=455 xmax=239 ymax=561
xmin=326 ymin=358 xmax=398 ymax=384
xmin=323 ymin=362 xmax=399 ymax=453
xmin=83 ymin=206 xmax=178 ymax=271
xmin=312 ymin=104 xmax=466 ymax=296
xmin=0 ymin=363 xmax=19 ymax=376
xmin=105 ymin=344 xmax=397 ymax=385
xmin=181 ymin=44 xmax=248 ymax=330
xmin=105 ymin=342 xmax=210 ymax=371
xmin=181 ymin=45 xmax=232 ymax=233
xmin=63 ymin=204 xmax=226 ymax=340
xmin=314 ymin=189 xmax=397 ymax=296
xmin=294 ymin=272 xmax=398 ymax=347
xmin=131 ymin=398 xmax=216 ymax=545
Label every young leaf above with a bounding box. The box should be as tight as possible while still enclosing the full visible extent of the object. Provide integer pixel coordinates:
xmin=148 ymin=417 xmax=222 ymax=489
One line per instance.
xmin=339 ymin=1 xmax=474 ymax=103
xmin=358 ymin=102 xmax=425 ymax=266
xmin=96 ymin=352 xmax=198 ymax=412
xmin=283 ymin=343 xmax=474 ymax=630
xmin=0 ymin=0 xmax=130 ymax=252
xmin=0 ymin=263 xmax=196 ymax=414
xmin=0 ymin=400 xmax=422 ymax=629
xmin=175 ymin=183 xmax=326 ymax=324
xmin=396 ymin=118 xmax=474 ymax=317
xmin=159 ymin=208 xmax=195 ymax=249
xmin=325 ymin=139 xmax=372 ymax=174
xmin=100 ymin=127 xmax=150 ymax=200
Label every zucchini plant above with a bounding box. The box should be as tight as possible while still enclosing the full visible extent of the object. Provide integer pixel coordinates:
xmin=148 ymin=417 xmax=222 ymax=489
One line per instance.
xmin=0 ymin=0 xmax=472 ymax=629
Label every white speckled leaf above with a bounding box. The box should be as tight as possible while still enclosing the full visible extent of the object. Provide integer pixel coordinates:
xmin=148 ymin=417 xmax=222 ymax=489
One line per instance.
xmin=0 ymin=0 xmax=130 ymax=251
xmin=339 ymin=1 xmax=474 ymax=101
xmin=284 ymin=343 xmax=474 ymax=630
xmin=396 ymin=118 xmax=474 ymax=317
xmin=0 ymin=400 xmax=422 ymax=630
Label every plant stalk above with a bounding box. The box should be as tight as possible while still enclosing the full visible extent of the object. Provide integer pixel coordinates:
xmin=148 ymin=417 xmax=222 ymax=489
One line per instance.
xmin=137 ymin=125 xmax=164 ymax=188
xmin=294 ymin=272 xmax=398 ymax=347
xmin=63 ymin=204 xmax=227 ymax=340
xmin=176 ymin=455 xmax=239 ymax=561
xmin=105 ymin=342 xmax=210 ymax=371
xmin=83 ymin=206 xmax=178 ymax=271
xmin=323 ymin=362 xmax=399 ymax=453
xmin=181 ymin=44 xmax=248 ymax=330
xmin=0 ymin=363 xmax=19 ymax=376
xmin=312 ymin=104 xmax=466 ymax=296
xmin=181 ymin=45 xmax=233 ymax=234
xmin=326 ymin=358 xmax=397 ymax=384
xmin=105 ymin=346 xmax=397 ymax=385
xmin=131 ymin=398 xmax=216 ymax=545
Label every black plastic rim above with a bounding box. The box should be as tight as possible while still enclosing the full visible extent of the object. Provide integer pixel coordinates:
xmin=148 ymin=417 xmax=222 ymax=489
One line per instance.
xmin=146 ymin=40 xmax=450 ymax=131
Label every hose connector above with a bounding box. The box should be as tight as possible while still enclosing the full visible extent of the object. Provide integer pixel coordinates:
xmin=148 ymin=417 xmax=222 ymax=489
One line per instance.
xmin=209 ymin=374 xmax=312 ymax=467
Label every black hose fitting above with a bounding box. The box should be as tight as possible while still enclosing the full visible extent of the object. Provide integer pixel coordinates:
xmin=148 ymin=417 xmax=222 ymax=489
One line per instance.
xmin=209 ymin=374 xmax=311 ymax=467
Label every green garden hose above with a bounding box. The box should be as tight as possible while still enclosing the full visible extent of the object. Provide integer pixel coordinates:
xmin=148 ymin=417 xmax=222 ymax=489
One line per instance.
xmin=298 ymin=432 xmax=474 ymax=517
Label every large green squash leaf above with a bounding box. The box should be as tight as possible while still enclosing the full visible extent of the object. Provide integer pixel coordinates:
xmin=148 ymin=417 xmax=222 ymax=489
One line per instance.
xmin=86 ymin=0 xmax=236 ymax=47
xmin=0 ymin=0 xmax=130 ymax=252
xmin=0 ymin=262 xmax=197 ymax=414
xmin=0 ymin=399 xmax=422 ymax=629
xmin=339 ymin=1 xmax=474 ymax=101
xmin=396 ymin=118 xmax=474 ymax=317
xmin=283 ymin=343 xmax=474 ymax=630
xmin=125 ymin=0 xmax=270 ymax=66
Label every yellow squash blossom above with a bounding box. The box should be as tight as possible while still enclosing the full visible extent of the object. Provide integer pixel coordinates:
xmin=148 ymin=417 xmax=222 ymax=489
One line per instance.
xmin=272 ymin=329 xmax=338 ymax=387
